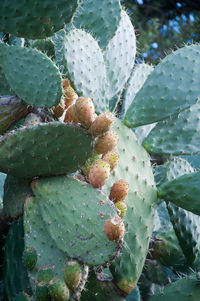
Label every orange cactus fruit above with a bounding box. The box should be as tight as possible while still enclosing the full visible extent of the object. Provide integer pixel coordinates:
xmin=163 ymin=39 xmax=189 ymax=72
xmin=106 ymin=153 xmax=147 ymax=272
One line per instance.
xmin=104 ymin=215 xmax=125 ymax=242
xmin=64 ymin=104 xmax=79 ymax=124
xmin=88 ymin=159 xmax=110 ymax=188
xmin=62 ymin=78 xmax=71 ymax=89
xmin=63 ymin=86 xmax=78 ymax=110
xmin=89 ymin=112 xmax=114 ymax=137
xmin=109 ymin=179 xmax=129 ymax=203
xmin=94 ymin=130 xmax=119 ymax=154
xmin=75 ymin=97 xmax=95 ymax=128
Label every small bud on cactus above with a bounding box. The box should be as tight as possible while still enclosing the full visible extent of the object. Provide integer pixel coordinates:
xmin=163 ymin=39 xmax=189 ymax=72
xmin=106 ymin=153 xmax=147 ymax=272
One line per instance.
xmin=109 ymin=179 xmax=129 ymax=203
xmin=104 ymin=216 xmax=125 ymax=241
xmin=89 ymin=112 xmax=114 ymax=136
xmin=83 ymin=152 xmax=102 ymax=177
xmin=63 ymin=86 xmax=78 ymax=109
xmin=36 ymin=282 xmax=50 ymax=301
xmin=62 ymin=78 xmax=71 ymax=89
xmin=95 ymin=130 xmax=119 ymax=154
xmin=64 ymin=104 xmax=79 ymax=124
xmin=53 ymin=101 xmax=65 ymax=118
xmin=75 ymin=97 xmax=95 ymax=128
xmin=63 ymin=260 xmax=82 ymax=291
xmin=23 ymin=247 xmax=37 ymax=271
xmin=49 ymin=278 xmax=70 ymax=301
xmin=37 ymin=266 xmax=54 ymax=283
xmin=102 ymin=150 xmax=119 ymax=171
xmin=88 ymin=159 xmax=110 ymax=188
xmin=115 ymin=201 xmax=127 ymax=218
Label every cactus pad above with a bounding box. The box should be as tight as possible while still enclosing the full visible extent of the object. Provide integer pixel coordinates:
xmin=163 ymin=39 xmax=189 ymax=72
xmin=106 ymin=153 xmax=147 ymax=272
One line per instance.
xmin=0 ymin=122 xmax=93 ymax=178
xmin=0 ymin=44 xmax=62 ymax=108
xmin=0 ymin=0 xmax=78 ymax=39
xmin=31 ymin=176 xmax=118 ymax=266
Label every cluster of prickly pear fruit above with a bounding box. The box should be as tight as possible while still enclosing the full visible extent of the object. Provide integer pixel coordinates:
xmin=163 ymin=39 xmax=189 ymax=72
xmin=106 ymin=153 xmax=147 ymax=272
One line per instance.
xmin=1 ymin=0 xmax=200 ymax=300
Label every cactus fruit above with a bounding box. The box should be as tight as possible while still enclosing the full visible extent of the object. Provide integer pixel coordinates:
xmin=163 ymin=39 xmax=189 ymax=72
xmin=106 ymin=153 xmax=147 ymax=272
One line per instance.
xmin=109 ymin=179 xmax=129 ymax=203
xmin=88 ymin=159 xmax=110 ymax=188
xmin=75 ymin=97 xmax=95 ymax=128
xmin=63 ymin=86 xmax=78 ymax=109
xmin=53 ymin=101 xmax=65 ymax=118
xmin=104 ymin=216 xmax=125 ymax=242
xmin=82 ymin=152 xmax=101 ymax=177
xmin=64 ymin=104 xmax=79 ymax=124
xmin=115 ymin=201 xmax=127 ymax=218
xmin=63 ymin=261 xmax=82 ymax=291
xmin=95 ymin=130 xmax=119 ymax=154
xmin=102 ymin=150 xmax=120 ymax=171
xmin=49 ymin=278 xmax=70 ymax=301
xmin=23 ymin=247 xmax=37 ymax=271
xmin=35 ymin=282 xmax=50 ymax=301
xmin=89 ymin=112 xmax=114 ymax=137
xmin=62 ymin=78 xmax=71 ymax=89
xmin=37 ymin=267 xmax=54 ymax=283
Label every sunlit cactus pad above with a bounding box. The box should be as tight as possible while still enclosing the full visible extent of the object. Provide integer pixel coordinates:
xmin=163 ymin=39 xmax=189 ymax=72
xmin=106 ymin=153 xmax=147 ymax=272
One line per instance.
xmin=0 ymin=122 xmax=93 ymax=178
xmin=31 ymin=176 xmax=118 ymax=266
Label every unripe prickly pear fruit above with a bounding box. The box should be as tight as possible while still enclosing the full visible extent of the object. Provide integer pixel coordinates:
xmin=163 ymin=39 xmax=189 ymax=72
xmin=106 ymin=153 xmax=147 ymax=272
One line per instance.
xmin=64 ymin=104 xmax=79 ymax=124
xmin=115 ymin=201 xmax=127 ymax=218
xmin=104 ymin=216 xmax=125 ymax=241
xmin=23 ymin=247 xmax=37 ymax=271
xmin=109 ymin=180 xmax=129 ymax=203
xmin=88 ymin=159 xmax=110 ymax=188
xmin=63 ymin=260 xmax=82 ymax=291
xmin=88 ymin=112 xmax=114 ymax=136
xmin=95 ymin=130 xmax=119 ymax=154
xmin=49 ymin=278 xmax=70 ymax=301
xmin=36 ymin=282 xmax=50 ymax=301
xmin=75 ymin=97 xmax=95 ymax=128
xmin=37 ymin=266 xmax=54 ymax=283
xmin=62 ymin=78 xmax=70 ymax=89
xmin=53 ymin=100 xmax=65 ymax=118
xmin=83 ymin=152 xmax=102 ymax=177
xmin=102 ymin=150 xmax=119 ymax=171
xmin=63 ymin=86 xmax=78 ymax=109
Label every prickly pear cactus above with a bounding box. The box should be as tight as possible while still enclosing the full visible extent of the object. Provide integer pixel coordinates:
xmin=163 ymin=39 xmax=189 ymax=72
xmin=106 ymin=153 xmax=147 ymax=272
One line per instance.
xmin=1 ymin=1 xmax=200 ymax=300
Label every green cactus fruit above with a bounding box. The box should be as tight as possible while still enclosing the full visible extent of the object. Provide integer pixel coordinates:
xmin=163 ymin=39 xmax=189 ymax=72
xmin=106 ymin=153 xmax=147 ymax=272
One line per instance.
xmin=63 ymin=261 xmax=82 ymax=291
xmin=0 ymin=122 xmax=93 ymax=178
xmin=104 ymin=216 xmax=125 ymax=242
xmin=109 ymin=179 xmax=129 ymax=203
xmin=73 ymin=0 xmax=122 ymax=48
xmin=75 ymin=97 xmax=95 ymax=129
xmin=82 ymin=152 xmax=101 ymax=177
xmin=95 ymin=130 xmax=119 ymax=154
xmin=104 ymin=10 xmax=136 ymax=100
xmin=36 ymin=282 xmax=50 ymax=301
xmin=115 ymin=201 xmax=127 ymax=218
xmin=49 ymin=278 xmax=70 ymax=301
xmin=0 ymin=95 xmax=28 ymax=135
xmin=0 ymin=44 xmax=62 ymax=108
xmin=102 ymin=150 xmax=120 ymax=171
xmin=88 ymin=159 xmax=110 ymax=188
xmin=0 ymin=0 xmax=78 ymax=39
xmin=23 ymin=247 xmax=37 ymax=271
xmin=89 ymin=112 xmax=114 ymax=137
xmin=14 ymin=292 xmax=31 ymax=301
xmin=37 ymin=267 xmax=55 ymax=283
xmin=125 ymin=44 xmax=200 ymax=127
xmin=63 ymin=29 xmax=108 ymax=113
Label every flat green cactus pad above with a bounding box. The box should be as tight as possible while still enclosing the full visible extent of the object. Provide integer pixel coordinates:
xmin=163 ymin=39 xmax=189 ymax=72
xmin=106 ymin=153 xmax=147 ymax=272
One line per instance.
xmin=149 ymin=278 xmax=200 ymax=301
xmin=0 ymin=44 xmax=62 ymax=108
xmin=3 ymin=175 xmax=28 ymax=218
xmin=3 ymin=219 xmax=32 ymax=299
xmin=104 ymin=10 xmax=136 ymax=100
xmin=31 ymin=176 xmax=118 ymax=266
xmin=158 ymin=170 xmax=200 ymax=216
xmin=103 ymin=118 xmax=157 ymax=293
xmin=0 ymin=122 xmax=93 ymax=178
xmin=0 ymin=66 xmax=12 ymax=94
xmin=63 ymin=29 xmax=108 ymax=113
xmin=0 ymin=0 xmax=78 ymax=39
xmin=125 ymin=44 xmax=200 ymax=127
xmin=143 ymin=102 xmax=200 ymax=156
xmin=24 ymin=196 xmax=67 ymax=287
xmin=0 ymin=95 xmax=28 ymax=135
xmin=73 ymin=0 xmax=122 ymax=48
